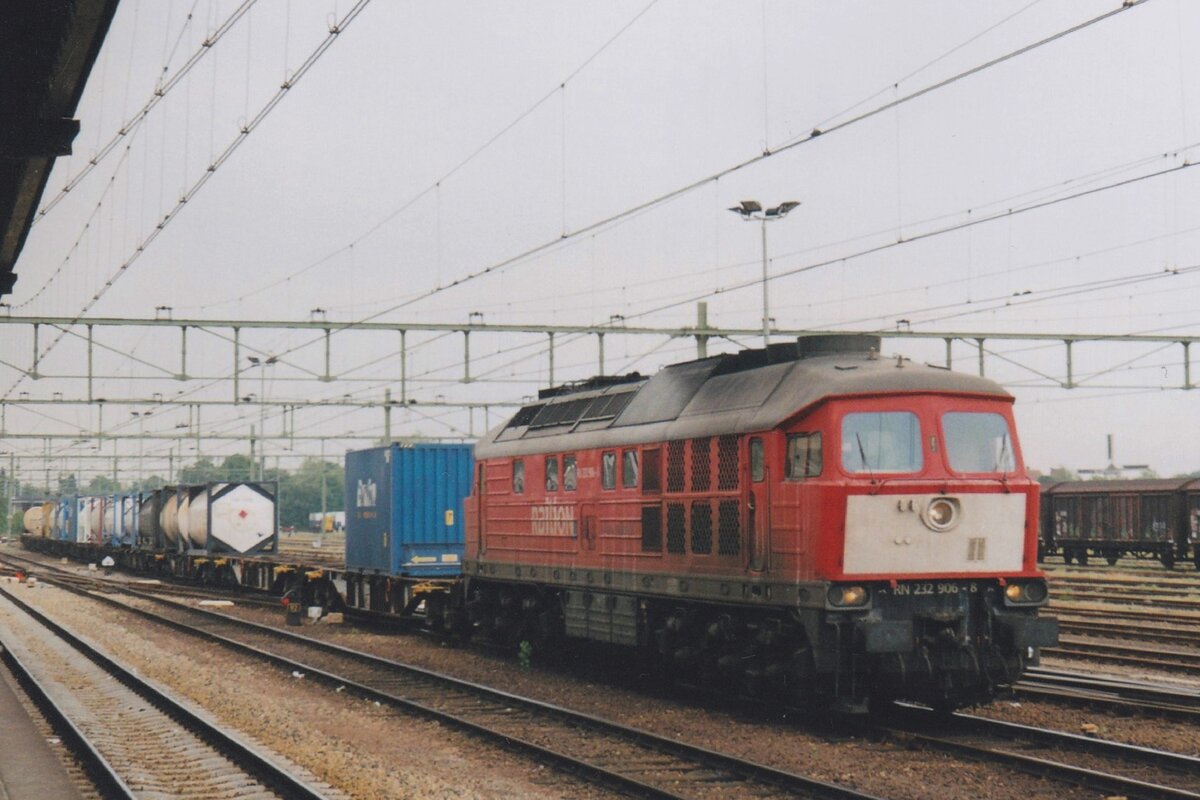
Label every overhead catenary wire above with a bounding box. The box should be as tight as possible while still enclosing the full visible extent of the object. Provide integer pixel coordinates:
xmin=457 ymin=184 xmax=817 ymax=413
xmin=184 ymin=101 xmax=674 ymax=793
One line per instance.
xmin=175 ymin=0 xmax=665 ymax=312
xmin=242 ymin=0 xmax=1153 ymax=366
xmin=31 ymin=0 xmax=261 ymax=226
xmin=2 ymin=0 xmax=375 ymax=403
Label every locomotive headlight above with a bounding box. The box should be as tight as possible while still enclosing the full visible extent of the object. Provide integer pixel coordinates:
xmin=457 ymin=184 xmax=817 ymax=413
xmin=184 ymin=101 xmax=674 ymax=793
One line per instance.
xmin=922 ymin=497 xmax=961 ymax=532
xmin=827 ymin=585 xmax=869 ymax=608
xmin=1003 ymin=580 xmax=1049 ymax=606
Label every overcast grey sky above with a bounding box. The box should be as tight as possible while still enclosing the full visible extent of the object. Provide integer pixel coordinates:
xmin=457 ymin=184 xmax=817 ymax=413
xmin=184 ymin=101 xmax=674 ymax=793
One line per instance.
xmin=5 ymin=0 xmax=1200 ymax=481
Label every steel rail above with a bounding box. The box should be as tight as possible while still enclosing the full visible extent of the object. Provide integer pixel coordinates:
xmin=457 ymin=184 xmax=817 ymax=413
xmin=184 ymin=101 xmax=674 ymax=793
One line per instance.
xmin=33 ymin=568 xmax=880 ymax=800
xmin=1045 ymin=637 xmax=1200 ymax=672
xmin=879 ymin=720 xmax=1200 ymax=800
xmin=0 ymin=584 xmax=332 ymax=800
xmin=0 ymin=639 xmax=135 ymax=799
xmin=884 ymin=702 xmax=1200 ymax=797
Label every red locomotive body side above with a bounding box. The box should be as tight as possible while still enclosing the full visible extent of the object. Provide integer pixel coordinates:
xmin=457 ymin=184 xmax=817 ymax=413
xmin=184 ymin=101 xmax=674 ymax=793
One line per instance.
xmin=467 ymin=394 xmax=1041 ymax=585
xmin=463 ymin=336 xmax=1057 ymax=710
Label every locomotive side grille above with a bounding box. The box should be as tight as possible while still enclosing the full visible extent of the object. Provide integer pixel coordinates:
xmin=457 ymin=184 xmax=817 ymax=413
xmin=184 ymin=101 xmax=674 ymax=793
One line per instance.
xmin=691 ymin=501 xmax=712 ymax=554
xmin=690 ymin=437 xmax=712 ymax=492
xmin=717 ymin=499 xmax=740 ymax=555
xmin=666 ymin=440 xmax=686 ymax=493
xmin=717 ymin=434 xmax=739 ymax=490
xmin=641 ymin=504 xmax=663 ymax=552
xmin=666 ymin=502 xmax=686 ymax=553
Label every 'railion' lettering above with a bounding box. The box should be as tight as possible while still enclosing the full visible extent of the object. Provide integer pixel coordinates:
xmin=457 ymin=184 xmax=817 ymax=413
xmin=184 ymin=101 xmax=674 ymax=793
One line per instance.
xmin=530 ymin=504 xmax=576 ymax=536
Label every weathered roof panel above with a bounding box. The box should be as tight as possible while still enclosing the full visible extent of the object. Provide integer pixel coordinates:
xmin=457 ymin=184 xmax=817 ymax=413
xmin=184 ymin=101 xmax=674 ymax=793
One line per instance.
xmin=475 ymin=342 xmax=1011 ymax=459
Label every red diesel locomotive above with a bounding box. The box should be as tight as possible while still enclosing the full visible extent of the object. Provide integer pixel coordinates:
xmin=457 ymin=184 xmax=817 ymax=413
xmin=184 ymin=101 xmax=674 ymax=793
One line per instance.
xmin=464 ymin=334 xmax=1057 ymax=710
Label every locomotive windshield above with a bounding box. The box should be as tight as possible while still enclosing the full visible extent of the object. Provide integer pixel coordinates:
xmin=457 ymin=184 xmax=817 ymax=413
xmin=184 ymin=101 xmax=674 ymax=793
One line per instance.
xmin=841 ymin=412 xmax=922 ymax=473
xmin=943 ymin=412 xmax=1015 ymax=473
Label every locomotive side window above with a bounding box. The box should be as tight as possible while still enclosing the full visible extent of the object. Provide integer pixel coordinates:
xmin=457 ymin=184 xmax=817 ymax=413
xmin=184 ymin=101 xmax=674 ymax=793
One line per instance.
xmin=545 ymin=456 xmax=559 ymax=491
xmin=512 ymin=459 xmax=525 ymax=494
xmin=563 ymin=455 xmax=578 ymax=491
xmin=750 ymin=438 xmax=764 ymax=482
xmin=602 ymin=452 xmax=616 ymax=490
xmin=786 ymin=432 xmax=822 ymax=478
xmin=942 ymin=412 xmax=1015 ymax=473
xmin=622 ymin=450 xmax=639 ymax=488
xmin=841 ymin=412 xmax=922 ymax=473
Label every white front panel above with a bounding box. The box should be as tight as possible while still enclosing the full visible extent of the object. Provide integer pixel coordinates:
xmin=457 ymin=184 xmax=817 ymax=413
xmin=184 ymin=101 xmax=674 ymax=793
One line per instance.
xmin=844 ymin=493 xmax=1025 ymax=575
xmin=210 ymin=485 xmax=274 ymax=553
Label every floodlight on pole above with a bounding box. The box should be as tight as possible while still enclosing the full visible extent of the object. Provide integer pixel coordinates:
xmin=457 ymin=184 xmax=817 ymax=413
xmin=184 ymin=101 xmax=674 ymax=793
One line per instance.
xmin=728 ymin=199 xmax=800 ymax=348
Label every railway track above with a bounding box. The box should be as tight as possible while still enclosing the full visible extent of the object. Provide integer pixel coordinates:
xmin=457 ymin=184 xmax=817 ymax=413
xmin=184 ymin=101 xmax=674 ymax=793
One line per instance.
xmin=21 ymin=570 xmax=881 ymax=800
xmin=0 ymin=583 xmax=333 ymax=800
xmin=1017 ymin=668 xmax=1200 ymax=722
xmin=1044 ymin=635 xmax=1200 ymax=673
xmin=878 ymin=703 xmax=1200 ymax=800
xmin=1056 ymin=618 xmax=1200 ymax=648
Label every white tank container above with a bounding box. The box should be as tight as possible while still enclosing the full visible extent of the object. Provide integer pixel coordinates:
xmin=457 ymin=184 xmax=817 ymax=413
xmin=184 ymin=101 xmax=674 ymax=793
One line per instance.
xmin=103 ymin=498 xmax=118 ymax=539
xmin=177 ymin=492 xmax=193 ymax=548
xmin=23 ymin=506 xmax=43 ymax=535
xmin=76 ymin=498 xmax=92 ymax=543
xmin=160 ymin=494 xmax=180 ymax=545
xmin=208 ymin=484 xmax=275 ymax=554
xmin=188 ymin=489 xmax=209 ymax=549
xmin=121 ymin=496 xmax=138 ymax=540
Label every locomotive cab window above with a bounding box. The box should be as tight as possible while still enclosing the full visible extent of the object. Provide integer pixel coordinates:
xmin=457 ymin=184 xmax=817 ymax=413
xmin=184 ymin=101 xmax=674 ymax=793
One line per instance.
xmin=622 ymin=450 xmax=639 ymax=488
xmin=563 ymin=455 xmax=578 ymax=491
xmin=942 ymin=412 xmax=1015 ymax=473
xmin=512 ymin=459 xmax=524 ymax=494
xmin=602 ymin=452 xmax=616 ymax=490
xmin=841 ymin=411 xmax=922 ymax=473
xmin=545 ymin=456 xmax=559 ymax=491
xmin=786 ymin=432 xmax=822 ymax=478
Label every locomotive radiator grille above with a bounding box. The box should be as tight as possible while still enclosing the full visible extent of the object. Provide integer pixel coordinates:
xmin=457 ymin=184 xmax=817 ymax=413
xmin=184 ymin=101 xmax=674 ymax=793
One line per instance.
xmin=666 ymin=503 xmax=686 ymax=553
xmin=691 ymin=502 xmax=712 ymax=554
xmin=667 ymin=441 xmax=686 ymax=493
xmin=717 ymin=499 xmax=740 ymax=556
xmin=690 ymin=437 xmax=712 ymax=491
xmin=717 ymin=434 xmax=739 ymax=490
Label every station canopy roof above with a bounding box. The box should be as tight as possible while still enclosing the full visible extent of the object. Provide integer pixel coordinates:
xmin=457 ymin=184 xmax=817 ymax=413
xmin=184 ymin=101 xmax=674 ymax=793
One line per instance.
xmin=0 ymin=0 xmax=120 ymax=299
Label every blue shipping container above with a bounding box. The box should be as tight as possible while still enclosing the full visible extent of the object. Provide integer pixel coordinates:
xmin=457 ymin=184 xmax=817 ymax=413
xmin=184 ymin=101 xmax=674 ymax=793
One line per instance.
xmin=344 ymin=443 xmax=474 ymax=577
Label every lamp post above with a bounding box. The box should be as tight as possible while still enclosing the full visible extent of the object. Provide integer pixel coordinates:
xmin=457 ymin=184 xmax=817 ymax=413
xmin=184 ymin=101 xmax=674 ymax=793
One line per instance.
xmin=728 ymin=199 xmax=800 ymax=349
xmin=246 ymin=356 xmax=277 ymax=480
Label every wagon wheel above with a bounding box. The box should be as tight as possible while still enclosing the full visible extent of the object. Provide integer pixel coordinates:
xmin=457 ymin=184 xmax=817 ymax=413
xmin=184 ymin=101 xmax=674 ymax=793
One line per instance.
xmin=1160 ymin=550 xmax=1176 ymax=569
xmin=1105 ymin=553 xmax=1119 ymax=566
xmin=1075 ymin=548 xmax=1089 ymax=566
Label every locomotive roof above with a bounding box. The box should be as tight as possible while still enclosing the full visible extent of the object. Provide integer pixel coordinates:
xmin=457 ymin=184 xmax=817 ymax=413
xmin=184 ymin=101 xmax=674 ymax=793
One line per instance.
xmin=475 ymin=336 xmax=1011 ymax=459
xmin=1043 ymin=477 xmax=1200 ymax=495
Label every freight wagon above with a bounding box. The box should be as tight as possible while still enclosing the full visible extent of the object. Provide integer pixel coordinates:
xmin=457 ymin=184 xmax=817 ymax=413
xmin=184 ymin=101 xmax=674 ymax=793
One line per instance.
xmin=1040 ymin=479 xmax=1200 ymax=568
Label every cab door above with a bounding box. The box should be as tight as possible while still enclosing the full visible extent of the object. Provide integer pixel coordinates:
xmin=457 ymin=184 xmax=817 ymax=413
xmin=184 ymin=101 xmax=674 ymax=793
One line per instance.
xmin=748 ymin=437 xmax=770 ymax=572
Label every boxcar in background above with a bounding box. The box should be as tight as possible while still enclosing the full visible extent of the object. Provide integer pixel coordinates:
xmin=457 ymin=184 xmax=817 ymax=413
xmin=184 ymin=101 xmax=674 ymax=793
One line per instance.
xmin=1041 ymin=478 xmax=1200 ymax=568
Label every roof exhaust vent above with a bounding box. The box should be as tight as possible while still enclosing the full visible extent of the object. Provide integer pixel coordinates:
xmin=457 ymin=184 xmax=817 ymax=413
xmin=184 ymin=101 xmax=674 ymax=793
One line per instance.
xmin=795 ymin=334 xmax=882 ymax=359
